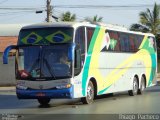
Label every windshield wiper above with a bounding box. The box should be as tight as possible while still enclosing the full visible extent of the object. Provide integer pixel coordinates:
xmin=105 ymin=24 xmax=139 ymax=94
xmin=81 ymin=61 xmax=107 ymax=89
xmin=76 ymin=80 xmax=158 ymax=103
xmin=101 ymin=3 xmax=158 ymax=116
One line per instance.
xmin=29 ymin=50 xmax=41 ymax=77
xmin=43 ymin=58 xmax=56 ymax=79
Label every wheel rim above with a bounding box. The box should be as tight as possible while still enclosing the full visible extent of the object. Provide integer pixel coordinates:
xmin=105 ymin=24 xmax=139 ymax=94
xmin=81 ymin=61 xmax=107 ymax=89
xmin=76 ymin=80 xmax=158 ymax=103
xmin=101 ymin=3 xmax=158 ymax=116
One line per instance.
xmin=87 ymin=84 xmax=94 ymax=100
xmin=133 ymin=80 xmax=138 ymax=94
xmin=141 ymin=80 xmax=145 ymax=91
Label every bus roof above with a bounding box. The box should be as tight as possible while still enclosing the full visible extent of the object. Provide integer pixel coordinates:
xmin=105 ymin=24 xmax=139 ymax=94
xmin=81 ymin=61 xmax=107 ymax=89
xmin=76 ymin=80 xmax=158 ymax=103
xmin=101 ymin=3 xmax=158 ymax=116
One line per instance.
xmin=21 ymin=22 xmax=155 ymax=37
xmin=21 ymin=22 xmax=96 ymax=30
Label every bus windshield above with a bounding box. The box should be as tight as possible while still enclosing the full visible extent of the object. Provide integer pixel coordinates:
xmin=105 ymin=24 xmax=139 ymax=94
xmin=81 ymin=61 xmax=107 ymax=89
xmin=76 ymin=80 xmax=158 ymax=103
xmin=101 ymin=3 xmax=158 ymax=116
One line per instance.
xmin=18 ymin=27 xmax=73 ymax=45
xmin=16 ymin=45 xmax=72 ymax=80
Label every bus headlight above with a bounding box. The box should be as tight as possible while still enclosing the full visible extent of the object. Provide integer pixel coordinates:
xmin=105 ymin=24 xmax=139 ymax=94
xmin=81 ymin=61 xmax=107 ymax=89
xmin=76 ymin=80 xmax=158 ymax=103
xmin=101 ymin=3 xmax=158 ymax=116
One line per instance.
xmin=56 ymin=84 xmax=71 ymax=89
xmin=16 ymin=84 xmax=28 ymax=90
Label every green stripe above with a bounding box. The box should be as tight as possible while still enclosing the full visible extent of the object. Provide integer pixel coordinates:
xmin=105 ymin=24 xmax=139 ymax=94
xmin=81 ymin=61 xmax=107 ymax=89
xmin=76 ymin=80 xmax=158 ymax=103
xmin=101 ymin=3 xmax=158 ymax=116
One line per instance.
xmin=82 ymin=26 xmax=100 ymax=96
xmin=148 ymin=54 xmax=156 ymax=86
xmin=98 ymin=86 xmax=111 ymax=95
xmin=140 ymin=37 xmax=157 ymax=86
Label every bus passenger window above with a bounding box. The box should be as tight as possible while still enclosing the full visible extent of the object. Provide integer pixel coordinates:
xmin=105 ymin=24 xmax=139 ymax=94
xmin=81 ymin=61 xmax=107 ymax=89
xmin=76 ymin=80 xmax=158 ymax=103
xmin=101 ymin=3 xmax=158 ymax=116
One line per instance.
xmin=119 ymin=32 xmax=130 ymax=52
xmin=129 ymin=35 xmax=136 ymax=52
xmin=107 ymin=31 xmax=120 ymax=52
xmin=135 ymin=35 xmax=144 ymax=50
xmin=87 ymin=27 xmax=95 ymax=51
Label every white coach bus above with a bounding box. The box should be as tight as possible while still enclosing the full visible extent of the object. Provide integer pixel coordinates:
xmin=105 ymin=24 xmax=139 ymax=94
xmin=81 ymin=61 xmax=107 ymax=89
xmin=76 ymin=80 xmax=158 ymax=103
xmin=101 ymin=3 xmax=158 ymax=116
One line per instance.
xmin=3 ymin=22 xmax=157 ymax=105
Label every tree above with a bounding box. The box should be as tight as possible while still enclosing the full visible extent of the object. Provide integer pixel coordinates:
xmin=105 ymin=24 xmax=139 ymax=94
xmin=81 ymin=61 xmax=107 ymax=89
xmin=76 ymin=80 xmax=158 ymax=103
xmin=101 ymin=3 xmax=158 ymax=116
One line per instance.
xmin=60 ymin=11 xmax=76 ymax=22
xmin=85 ymin=15 xmax=103 ymax=23
xmin=130 ymin=3 xmax=160 ymax=35
xmin=130 ymin=23 xmax=150 ymax=33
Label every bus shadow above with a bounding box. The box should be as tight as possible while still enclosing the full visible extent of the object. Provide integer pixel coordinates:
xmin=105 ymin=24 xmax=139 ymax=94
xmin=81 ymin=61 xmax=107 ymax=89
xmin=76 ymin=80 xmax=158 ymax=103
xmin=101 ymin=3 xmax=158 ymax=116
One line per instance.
xmin=143 ymin=85 xmax=160 ymax=93
xmin=0 ymin=94 xmax=39 ymax=109
xmin=95 ymin=93 xmax=115 ymax=100
xmin=0 ymin=93 xmax=80 ymax=109
xmin=1 ymin=85 xmax=160 ymax=109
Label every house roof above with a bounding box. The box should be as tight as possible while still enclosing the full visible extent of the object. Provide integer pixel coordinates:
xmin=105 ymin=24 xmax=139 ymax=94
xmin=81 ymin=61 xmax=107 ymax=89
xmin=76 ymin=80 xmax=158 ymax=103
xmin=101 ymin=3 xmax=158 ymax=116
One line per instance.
xmin=0 ymin=36 xmax=18 ymax=52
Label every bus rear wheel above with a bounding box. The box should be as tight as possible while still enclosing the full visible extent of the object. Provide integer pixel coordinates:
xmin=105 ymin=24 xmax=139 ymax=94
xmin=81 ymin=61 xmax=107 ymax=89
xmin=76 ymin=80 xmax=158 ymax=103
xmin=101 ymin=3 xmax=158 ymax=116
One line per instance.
xmin=128 ymin=77 xmax=138 ymax=96
xmin=81 ymin=81 xmax=94 ymax=104
xmin=138 ymin=76 xmax=145 ymax=95
xmin=38 ymin=98 xmax=50 ymax=106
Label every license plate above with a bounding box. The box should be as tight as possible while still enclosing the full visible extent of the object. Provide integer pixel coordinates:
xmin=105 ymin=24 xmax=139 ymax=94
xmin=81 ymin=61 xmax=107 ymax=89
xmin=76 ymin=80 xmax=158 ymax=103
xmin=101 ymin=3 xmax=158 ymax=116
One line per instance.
xmin=36 ymin=93 xmax=45 ymax=97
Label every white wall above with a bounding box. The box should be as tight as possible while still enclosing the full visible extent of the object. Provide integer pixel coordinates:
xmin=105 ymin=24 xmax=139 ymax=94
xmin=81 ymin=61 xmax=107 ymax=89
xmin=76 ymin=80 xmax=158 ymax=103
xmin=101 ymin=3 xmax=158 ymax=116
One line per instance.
xmin=0 ymin=24 xmax=28 ymax=36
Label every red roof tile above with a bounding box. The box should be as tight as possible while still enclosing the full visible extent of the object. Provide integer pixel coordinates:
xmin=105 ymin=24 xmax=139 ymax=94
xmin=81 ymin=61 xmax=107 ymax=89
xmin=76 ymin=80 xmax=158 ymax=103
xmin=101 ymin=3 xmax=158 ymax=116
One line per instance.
xmin=0 ymin=36 xmax=18 ymax=52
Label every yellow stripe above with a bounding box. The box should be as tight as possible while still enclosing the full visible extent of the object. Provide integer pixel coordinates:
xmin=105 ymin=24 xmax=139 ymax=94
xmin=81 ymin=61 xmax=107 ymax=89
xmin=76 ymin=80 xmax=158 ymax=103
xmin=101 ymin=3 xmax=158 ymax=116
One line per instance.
xmin=87 ymin=28 xmax=152 ymax=93
xmin=139 ymin=35 xmax=148 ymax=49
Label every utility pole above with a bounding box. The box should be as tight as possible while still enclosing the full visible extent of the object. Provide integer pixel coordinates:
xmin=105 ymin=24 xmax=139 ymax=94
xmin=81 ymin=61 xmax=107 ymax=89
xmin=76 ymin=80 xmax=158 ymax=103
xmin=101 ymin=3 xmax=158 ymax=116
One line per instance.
xmin=36 ymin=0 xmax=58 ymax=22
xmin=46 ymin=0 xmax=52 ymax=22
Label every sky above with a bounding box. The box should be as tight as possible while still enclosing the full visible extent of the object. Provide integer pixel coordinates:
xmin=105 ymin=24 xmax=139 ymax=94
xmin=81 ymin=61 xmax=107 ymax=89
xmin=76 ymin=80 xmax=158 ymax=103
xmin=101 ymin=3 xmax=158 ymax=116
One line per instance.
xmin=0 ymin=0 xmax=160 ymax=28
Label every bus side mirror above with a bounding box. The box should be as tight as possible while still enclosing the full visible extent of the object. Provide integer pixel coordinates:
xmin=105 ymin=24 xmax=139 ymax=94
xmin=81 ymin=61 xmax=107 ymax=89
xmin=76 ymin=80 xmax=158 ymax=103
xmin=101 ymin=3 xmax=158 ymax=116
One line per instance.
xmin=3 ymin=45 xmax=17 ymax=64
xmin=68 ymin=44 xmax=75 ymax=61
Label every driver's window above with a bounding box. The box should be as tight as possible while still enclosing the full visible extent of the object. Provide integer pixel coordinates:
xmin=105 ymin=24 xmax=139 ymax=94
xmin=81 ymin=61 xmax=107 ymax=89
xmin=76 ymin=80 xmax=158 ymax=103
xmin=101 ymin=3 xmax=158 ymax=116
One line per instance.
xmin=75 ymin=27 xmax=85 ymax=54
xmin=74 ymin=27 xmax=86 ymax=75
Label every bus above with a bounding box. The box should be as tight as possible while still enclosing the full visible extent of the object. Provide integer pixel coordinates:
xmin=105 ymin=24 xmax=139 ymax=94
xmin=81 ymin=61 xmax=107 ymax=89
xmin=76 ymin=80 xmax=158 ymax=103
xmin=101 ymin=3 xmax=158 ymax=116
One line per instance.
xmin=3 ymin=22 xmax=157 ymax=105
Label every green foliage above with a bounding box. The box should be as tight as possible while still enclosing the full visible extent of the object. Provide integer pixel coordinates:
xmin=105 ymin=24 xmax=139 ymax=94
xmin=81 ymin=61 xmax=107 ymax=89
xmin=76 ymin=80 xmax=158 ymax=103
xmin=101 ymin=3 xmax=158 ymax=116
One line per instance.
xmin=130 ymin=24 xmax=150 ymax=33
xmin=130 ymin=3 xmax=160 ymax=35
xmin=60 ymin=11 xmax=76 ymax=22
xmin=85 ymin=15 xmax=103 ymax=23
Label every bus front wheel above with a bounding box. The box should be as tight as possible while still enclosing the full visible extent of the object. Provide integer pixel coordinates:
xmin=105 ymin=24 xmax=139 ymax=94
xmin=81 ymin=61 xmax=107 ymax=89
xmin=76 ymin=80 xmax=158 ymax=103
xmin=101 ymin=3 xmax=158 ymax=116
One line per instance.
xmin=38 ymin=98 xmax=50 ymax=106
xmin=128 ymin=77 xmax=138 ymax=96
xmin=81 ymin=81 xmax=94 ymax=104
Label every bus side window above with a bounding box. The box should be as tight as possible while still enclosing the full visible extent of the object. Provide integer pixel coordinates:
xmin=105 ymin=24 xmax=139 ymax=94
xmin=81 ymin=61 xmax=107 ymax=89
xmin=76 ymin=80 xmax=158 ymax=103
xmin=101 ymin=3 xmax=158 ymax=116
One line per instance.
xmin=107 ymin=30 xmax=120 ymax=52
xmin=119 ymin=32 xmax=130 ymax=52
xmin=135 ymin=35 xmax=144 ymax=50
xmin=75 ymin=27 xmax=85 ymax=54
xmin=87 ymin=27 xmax=95 ymax=51
xmin=129 ymin=34 xmax=136 ymax=52
xmin=74 ymin=27 xmax=85 ymax=75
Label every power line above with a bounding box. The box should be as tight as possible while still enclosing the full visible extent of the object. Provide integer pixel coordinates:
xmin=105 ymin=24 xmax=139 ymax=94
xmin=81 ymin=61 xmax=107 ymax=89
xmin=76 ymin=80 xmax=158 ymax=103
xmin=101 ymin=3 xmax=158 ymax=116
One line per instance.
xmin=0 ymin=3 xmax=155 ymax=23
xmin=0 ymin=5 xmax=46 ymax=8
xmin=0 ymin=4 xmax=153 ymax=10
xmin=0 ymin=10 xmax=37 ymax=16
xmin=0 ymin=0 xmax=55 ymax=22
xmin=53 ymin=4 xmax=154 ymax=9
xmin=0 ymin=7 xmax=44 ymax=10
xmin=0 ymin=12 xmax=34 ymax=22
xmin=36 ymin=0 xmax=53 ymax=22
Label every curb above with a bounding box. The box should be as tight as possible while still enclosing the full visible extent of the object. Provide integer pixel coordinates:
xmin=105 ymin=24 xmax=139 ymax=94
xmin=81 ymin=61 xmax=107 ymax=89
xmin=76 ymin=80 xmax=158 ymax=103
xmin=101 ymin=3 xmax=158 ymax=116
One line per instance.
xmin=0 ymin=86 xmax=15 ymax=92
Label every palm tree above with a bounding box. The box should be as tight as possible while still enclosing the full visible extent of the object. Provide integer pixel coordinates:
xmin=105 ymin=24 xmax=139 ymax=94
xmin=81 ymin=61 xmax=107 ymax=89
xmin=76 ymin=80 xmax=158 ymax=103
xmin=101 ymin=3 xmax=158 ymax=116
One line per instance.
xmin=130 ymin=23 xmax=150 ymax=33
xmin=60 ymin=11 xmax=76 ymax=22
xmin=130 ymin=3 xmax=160 ymax=35
xmin=85 ymin=15 xmax=103 ymax=23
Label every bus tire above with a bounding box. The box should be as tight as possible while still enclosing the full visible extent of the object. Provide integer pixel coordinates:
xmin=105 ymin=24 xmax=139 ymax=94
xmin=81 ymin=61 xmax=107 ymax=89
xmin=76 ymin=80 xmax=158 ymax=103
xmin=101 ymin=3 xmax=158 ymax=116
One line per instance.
xmin=138 ymin=76 xmax=145 ymax=95
xmin=128 ymin=77 xmax=138 ymax=96
xmin=81 ymin=81 xmax=94 ymax=104
xmin=38 ymin=98 xmax=50 ymax=106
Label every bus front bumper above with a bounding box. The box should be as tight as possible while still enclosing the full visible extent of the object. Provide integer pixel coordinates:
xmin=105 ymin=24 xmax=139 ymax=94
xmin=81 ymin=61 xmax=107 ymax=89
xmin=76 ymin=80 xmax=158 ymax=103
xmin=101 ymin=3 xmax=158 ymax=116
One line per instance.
xmin=16 ymin=87 xmax=73 ymax=99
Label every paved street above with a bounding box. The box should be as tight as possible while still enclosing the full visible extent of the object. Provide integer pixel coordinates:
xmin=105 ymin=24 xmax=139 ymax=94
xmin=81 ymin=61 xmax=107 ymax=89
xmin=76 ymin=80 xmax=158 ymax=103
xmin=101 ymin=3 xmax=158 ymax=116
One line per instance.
xmin=0 ymin=85 xmax=160 ymax=115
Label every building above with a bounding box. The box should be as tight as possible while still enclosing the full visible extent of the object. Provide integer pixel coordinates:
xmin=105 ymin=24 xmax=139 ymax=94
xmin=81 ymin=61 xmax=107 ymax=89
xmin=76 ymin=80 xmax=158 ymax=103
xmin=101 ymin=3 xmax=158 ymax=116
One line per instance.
xmin=0 ymin=24 xmax=27 ymax=53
